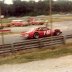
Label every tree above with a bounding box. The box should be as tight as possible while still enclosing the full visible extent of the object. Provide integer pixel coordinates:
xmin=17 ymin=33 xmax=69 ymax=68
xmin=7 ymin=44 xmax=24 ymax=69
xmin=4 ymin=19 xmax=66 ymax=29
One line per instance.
xmin=0 ymin=0 xmax=72 ymax=17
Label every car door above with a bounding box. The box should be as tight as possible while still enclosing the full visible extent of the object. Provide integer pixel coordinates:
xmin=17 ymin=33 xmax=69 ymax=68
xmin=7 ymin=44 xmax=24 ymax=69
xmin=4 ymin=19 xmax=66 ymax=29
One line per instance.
xmin=36 ymin=27 xmax=44 ymax=37
xmin=43 ymin=27 xmax=51 ymax=36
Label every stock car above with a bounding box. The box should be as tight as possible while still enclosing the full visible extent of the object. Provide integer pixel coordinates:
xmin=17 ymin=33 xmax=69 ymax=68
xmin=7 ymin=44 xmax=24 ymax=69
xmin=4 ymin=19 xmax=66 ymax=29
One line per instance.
xmin=27 ymin=17 xmax=45 ymax=25
xmin=21 ymin=27 xmax=62 ymax=39
xmin=10 ymin=20 xmax=24 ymax=26
xmin=30 ymin=20 xmax=45 ymax=25
xmin=10 ymin=20 xmax=29 ymax=27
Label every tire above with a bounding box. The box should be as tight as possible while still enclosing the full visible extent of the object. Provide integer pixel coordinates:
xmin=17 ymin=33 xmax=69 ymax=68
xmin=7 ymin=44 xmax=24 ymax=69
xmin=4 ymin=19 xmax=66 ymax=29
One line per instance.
xmin=56 ymin=32 xmax=62 ymax=36
xmin=34 ymin=32 xmax=39 ymax=39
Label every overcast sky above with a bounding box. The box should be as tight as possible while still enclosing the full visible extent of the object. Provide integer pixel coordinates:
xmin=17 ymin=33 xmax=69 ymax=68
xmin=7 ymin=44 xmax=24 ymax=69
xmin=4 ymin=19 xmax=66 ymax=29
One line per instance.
xmin=0 ymin=0 xmax=57 ymax=4
xmin=4 ymin=0 xmax=42 ymax=4
xmin=1 ymin=0 xmax=72 ymax=4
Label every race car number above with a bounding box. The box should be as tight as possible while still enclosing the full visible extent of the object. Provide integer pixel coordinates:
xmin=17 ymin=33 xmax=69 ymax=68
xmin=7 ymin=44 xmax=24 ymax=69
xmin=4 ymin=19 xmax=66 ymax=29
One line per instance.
xmin=44 ymin=30 xmax=51 ymax=35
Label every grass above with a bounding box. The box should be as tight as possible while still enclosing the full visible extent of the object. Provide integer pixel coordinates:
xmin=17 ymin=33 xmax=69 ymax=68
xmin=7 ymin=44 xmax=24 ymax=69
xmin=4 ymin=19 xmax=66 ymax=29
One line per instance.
xmin=0 ymin=43 xmax=72 ymax=65
xmin=0 ymin=19 xmax=11 ymax=24
xmin=0 ymin=15 xmax=72 ymax=24
xmin=0 ymin=32 xmax=20 ymax=35
xmin=48 ymin=16 xmax=72 ymax=22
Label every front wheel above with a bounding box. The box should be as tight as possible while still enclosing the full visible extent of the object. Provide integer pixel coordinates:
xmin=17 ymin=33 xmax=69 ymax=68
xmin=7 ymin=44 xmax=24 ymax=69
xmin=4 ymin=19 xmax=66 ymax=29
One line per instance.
xmin=34 ymin=32 xmax=39 ymax=39
xmin=55 ymin=32 xmax=62 ymax=36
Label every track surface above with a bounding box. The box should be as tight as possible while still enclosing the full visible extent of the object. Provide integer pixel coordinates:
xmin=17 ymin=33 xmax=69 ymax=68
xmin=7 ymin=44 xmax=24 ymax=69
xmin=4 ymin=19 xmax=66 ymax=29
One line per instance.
xmin=0 ymin=21 xmax=72 ymax=45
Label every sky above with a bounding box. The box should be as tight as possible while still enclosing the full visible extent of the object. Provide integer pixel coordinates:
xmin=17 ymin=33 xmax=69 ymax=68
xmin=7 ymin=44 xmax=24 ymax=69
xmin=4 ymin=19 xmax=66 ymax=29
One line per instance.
xmin=1 ymin=0 xmax=57 ymax=4
xmin=3 ymin=0 xmax=42 ymax=4
xmin=0 ymin=0 xmax=72 ymax=4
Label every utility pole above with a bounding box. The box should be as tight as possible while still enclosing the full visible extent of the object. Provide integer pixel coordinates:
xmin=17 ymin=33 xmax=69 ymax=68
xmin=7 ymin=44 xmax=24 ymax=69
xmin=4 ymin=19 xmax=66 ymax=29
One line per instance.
xmin=46 ymin=0 xmax=52 ymax=28
xmin=0 ymin=1 xmax=4 ymax=45
xmin=49 ymin=0 xmax=52 ymax=30
xmin=49 ymin=0 xmax=53 ymax=43
xmin=49 ymin=0 xmax=53 ymax=38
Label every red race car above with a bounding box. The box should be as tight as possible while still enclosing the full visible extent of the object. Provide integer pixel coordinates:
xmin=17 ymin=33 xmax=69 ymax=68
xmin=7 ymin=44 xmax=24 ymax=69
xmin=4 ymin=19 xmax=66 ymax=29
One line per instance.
xmin=27 ymin=17 xmax=44 ymax=25
xmin=10 ymin=20 xmax=24 ymax=26
xmin=10 ymin=20 xmax=29 ymax=27
xmin=30 ymin=20 xmax=44 ymax=25
xmin=21 ymin=27 xmax=62 ymax=39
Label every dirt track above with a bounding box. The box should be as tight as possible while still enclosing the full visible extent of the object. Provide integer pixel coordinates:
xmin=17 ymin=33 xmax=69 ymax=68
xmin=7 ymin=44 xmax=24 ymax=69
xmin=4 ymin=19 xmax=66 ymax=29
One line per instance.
xmin=0 ymin=55 xmax=72 ymax=72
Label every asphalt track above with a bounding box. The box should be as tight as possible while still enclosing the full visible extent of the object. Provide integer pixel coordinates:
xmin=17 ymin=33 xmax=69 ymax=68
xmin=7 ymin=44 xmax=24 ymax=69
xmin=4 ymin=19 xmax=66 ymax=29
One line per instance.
xmin=0 ymin=21 xmax=72 ymax=45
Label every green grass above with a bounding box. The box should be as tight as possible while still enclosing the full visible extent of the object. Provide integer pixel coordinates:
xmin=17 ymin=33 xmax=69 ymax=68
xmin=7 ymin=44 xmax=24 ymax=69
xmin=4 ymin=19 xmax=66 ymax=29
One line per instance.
xmin=0 ymin=19 xmax=11 ymax=24
xmin=0 ymin=15 xmax=72 ymax=24
xmin=0 ymin=43 xmax=72 ymax=65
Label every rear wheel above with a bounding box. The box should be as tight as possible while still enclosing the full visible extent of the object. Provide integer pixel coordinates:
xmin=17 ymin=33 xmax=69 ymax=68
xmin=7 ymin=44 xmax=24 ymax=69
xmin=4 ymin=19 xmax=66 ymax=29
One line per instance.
xmin=34 ymin=32 xmax=39 ymax=39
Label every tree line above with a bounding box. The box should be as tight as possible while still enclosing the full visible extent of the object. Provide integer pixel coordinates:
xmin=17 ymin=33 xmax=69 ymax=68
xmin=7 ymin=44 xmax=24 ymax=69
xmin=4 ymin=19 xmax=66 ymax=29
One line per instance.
xmin=0 ymin=0 xmax=72 ymax=17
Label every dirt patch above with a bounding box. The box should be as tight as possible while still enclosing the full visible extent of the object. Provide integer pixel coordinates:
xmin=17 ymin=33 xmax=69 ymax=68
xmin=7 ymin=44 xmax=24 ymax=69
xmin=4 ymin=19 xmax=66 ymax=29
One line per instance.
xmin=0 ymin=55 xmax=72 ymax=72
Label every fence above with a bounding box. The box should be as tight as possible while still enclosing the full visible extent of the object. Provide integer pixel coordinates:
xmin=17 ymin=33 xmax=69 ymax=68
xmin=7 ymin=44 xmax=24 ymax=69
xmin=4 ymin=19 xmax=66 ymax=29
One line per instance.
xmin=0 ymin=36 xmax=65 ymax=54
xmin=66 ymin=34 xmax=72 ymax=39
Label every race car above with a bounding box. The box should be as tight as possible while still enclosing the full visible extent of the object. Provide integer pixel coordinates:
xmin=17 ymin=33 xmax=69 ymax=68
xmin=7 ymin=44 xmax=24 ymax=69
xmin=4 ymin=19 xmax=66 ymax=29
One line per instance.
xmin=27 ymin=17 xmax=45 ymax=25
xmin=11 ymin=20 xmax=24 ymax=26
xmin=21 ymin=27 xmax=62 ymax=39
xmin=10 ymin=20 xmax=29 ymax=27
xmin=30 ymin=20 xmax=44 ymax=25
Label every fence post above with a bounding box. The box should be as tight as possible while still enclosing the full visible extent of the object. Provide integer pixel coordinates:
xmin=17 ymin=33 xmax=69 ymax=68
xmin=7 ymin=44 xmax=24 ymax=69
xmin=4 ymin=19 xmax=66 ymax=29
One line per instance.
xmin=38 ymin=39 xmax=44 ymax=48
xmin=62 ymin=36 xmax=66 ymax=44
xmin=11 ymin=43 xmax=15 ymax=53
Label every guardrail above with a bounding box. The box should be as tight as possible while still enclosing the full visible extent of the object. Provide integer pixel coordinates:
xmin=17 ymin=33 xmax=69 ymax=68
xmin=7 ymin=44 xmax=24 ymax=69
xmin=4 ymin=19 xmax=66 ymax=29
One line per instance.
xmin=0 ymin=36 xmax=65 ymax=54
xmin=66 ymin=34 xmax=72 ymax=39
